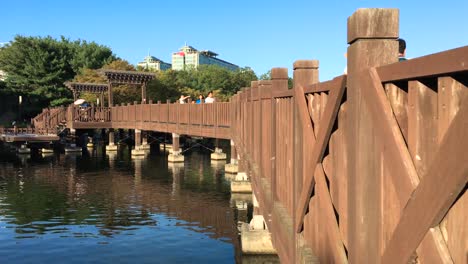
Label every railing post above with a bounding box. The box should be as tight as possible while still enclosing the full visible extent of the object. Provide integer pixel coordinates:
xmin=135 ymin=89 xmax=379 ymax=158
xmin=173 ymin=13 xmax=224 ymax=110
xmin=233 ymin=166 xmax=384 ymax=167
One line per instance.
xmin=346 ymin=8 xmax=399 ymax=263
xmin=166 ymin=99 xmax=170 ymax=125
xmin=249 ymin=81 xmax=258 ymax=159
xmin=134 ymin=101 xmax=138 ymax=123
xmin=293 ymin=59 xmax=319 ymax=197
xmin=292 ymin=60 xmax=318 ymax=261
xmin=148 ymin=100 xmax=153 ymax=122
xmin=270 ymin=68 xmax=288 ymax=203
xmin=157 ymin=100 xmax=161 ymax=123
xmin=127 ymin=103 xmax=132 ymax=124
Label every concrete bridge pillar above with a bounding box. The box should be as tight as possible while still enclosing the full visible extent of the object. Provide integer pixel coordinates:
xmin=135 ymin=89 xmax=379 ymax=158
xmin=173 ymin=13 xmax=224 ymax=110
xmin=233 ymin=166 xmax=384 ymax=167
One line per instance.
xmin=131 ymin=129 xmax=145 ymax=157
xmin=225 ymin=140 xmax=238 ymax=174
xmin=211 ymin=139 xmax=227 ymax=161
xmin=168 ymin=133 xmax=184 ymax=163
xmin=106 ymin=129 xmax=118 ymax=151
xmin=135 ymin=129 xmax=141 ymax=147
xmin=140 ymin=131 xmax=150 ymax=150
xmin=238 ymin=191 xmax=276 ymax=256
xmin=65 ymin=128 xmax=81 ymax=153
xmin=230 ymin=193 xmax=252 ymax=223
xmin=231 ymin=154 xmax=252 ymax=193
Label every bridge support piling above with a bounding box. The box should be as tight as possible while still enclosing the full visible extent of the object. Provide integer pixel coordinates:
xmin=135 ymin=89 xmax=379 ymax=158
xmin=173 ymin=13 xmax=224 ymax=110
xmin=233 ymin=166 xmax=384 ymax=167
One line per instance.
xmin=241 ymin=202 xmax=277 ymax=255
xmin=17 ymin=144 xmax=31 ymax=154
xmin=225 ymin=140 xmax=238 ymax=173
xmin=106 ymin=129 xmax=118 ymax=151
xmin=231 ymin=156 xmax=252 ymax=193
xmin=168 ymin=133 xmax=184 ymax=163
xmin=140 ymin=131 xmax=150 ymax=150
xmin=211 ymin=138 xmax=227 ymax=160
xmin=131 ymin=129 xmax=145 ymax=157
xmin=65 ymin=128 xmax=81 ymax=153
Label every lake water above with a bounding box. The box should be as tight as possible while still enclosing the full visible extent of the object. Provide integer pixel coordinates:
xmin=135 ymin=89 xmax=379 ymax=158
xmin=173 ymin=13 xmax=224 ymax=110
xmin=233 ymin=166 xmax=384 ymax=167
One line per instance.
xmin=0 ymin=145 xmax=246 ymax=264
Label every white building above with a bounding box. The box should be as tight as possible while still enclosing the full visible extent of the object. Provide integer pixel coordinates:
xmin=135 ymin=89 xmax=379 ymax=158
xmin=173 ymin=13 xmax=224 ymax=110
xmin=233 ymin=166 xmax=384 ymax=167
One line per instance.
xmin=137 ymin=55 xmax=171 ymax=71
xmin=172 ymin=45 xmax=238 ymax=71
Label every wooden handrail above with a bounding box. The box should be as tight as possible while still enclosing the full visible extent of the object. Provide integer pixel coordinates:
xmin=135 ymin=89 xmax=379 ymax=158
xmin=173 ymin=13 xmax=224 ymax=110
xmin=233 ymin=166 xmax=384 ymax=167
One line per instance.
xmin=377 ymin=46 xmax=468 ymax=82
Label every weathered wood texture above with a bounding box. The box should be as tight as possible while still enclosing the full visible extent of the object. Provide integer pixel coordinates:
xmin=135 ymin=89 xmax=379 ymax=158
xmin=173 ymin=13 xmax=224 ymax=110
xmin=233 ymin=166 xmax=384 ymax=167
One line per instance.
xmin=24 ymin=8 xmax=468 ymax=264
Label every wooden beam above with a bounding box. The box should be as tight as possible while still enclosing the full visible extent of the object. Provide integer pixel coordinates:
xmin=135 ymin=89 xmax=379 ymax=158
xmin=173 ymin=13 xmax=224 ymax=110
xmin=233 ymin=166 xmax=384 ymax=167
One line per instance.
xmin=364 ymin=68 xmax=453 ymax=262
xmin=303 ymin=75 xmax=346 ymax=94
xmin=294 ymin=76 xmax=346 ymax=233
xmin=381 ymin=91 xmax=468 ymax=263
xmin=377 ymin=46 xmax=468 ymax=82
xmin=313 ymin=164 xmax=348 ymax=262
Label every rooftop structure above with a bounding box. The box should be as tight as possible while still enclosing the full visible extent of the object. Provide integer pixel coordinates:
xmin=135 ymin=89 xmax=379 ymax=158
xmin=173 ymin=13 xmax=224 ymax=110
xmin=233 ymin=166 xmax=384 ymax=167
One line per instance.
xmin=137 ymin=55 xmax=171 ymax=71
xmin=172 ymin=44 xmax=238 ymax=71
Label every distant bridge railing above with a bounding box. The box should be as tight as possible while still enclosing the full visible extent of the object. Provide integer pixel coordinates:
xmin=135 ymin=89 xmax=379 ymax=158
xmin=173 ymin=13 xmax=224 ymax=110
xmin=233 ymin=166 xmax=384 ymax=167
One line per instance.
xmin=0 ymin=127 xmax=58 ymax=135
xmin=110 ymin=101 xmax=231 ymax=138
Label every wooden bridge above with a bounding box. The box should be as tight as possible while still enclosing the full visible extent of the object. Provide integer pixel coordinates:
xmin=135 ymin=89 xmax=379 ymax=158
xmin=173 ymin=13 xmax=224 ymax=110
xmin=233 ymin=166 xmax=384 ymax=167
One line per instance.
xmin=5 ymin=8 xmax=468 ymax=264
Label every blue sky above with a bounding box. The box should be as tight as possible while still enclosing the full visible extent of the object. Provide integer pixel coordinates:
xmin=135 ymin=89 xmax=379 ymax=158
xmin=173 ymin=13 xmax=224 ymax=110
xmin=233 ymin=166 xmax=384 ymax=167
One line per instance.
xmin=1 ymin=0 xmax=467 ymax=81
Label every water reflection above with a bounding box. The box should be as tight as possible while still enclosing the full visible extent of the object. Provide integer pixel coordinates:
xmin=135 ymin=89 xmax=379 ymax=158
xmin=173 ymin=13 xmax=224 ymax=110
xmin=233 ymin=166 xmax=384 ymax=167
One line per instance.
xmin=0 ymin=145 xmax=239 ymax=263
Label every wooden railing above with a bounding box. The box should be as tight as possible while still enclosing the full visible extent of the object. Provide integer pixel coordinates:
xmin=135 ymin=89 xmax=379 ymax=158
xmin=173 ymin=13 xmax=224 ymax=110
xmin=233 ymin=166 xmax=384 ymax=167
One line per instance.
xmin=70 ymin=105 xmax=111 ymax=122
xmin=32 ymin=106 xmax=67 ymax=129
xmin=0 ymin=127 xmax=58 ymax=135
xmin=109 ymin=101 xmax=231 ymax=138
xmin=21 ymin=8 xmax=467 ymax=263
xmin=230 ymin=9 xmax=467 ymax=264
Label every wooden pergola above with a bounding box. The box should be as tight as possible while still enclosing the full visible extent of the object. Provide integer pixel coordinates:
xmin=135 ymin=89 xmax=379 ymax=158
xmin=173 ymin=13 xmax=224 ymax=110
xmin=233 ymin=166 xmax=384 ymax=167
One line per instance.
xmin=65 ymin=82 xmax=109 ymax=106
xmin=102 ymin=70 xmax=155 ymax=106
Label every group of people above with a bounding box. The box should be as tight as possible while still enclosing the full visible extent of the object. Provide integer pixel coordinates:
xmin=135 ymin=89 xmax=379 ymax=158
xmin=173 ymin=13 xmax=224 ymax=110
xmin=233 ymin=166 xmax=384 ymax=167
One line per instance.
xmin=179 ymin=91 xmax=215 ymax=104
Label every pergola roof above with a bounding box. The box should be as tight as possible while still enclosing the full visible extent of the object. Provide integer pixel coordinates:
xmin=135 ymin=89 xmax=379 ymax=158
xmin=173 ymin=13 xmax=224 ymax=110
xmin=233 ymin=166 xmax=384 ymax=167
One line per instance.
xmin=102 ymin=70 xmax=155 ymax=84
xmin=65 ymin=82 xmax=109 ymax=93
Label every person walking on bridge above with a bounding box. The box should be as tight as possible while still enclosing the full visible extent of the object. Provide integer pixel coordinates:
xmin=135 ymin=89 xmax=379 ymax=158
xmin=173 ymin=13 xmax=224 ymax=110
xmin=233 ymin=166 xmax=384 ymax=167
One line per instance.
xmin=196 ymin=94 xmax=204 ymax=104
xmin=398 ymin=38 xmax=407 ymax=61
xmin=179 ymin=95 xmax=190 ymax=104
xmin=204 ymin=91 xmax=215 ymax=103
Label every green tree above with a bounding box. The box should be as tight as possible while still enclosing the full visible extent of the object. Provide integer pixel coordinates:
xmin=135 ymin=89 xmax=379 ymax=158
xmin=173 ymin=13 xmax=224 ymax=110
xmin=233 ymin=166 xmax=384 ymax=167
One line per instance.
xmin=70 ymin=40 xmax=115 ymax=74
xmin=0 ymin=35 xmax=115 ymax=109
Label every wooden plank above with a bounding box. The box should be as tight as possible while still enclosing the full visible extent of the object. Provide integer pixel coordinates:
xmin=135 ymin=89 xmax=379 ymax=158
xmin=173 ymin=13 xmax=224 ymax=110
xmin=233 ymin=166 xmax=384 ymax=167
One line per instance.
xmin=303 ymin=75 xmax=345 ymax=94
xmin=295 ymin=76 xmax=346 ymax=233
xmin=441 ymin=191 xmax=467 ymax=264
xmin=408 ymin=79 xmax=454 ymax=263
xmin=272 ymin=89 xmax=294 ymax=98
xmin=362 ymin=68 xmax=419 ymax=206
xmin=381 ymin=93 xmax=468 ymax=264
xmin=408 ymin=80 xmax=438 ymax=177
xmin=437 ymin=76 xmax=468 ymax=264
xmin=377 ymin=46 xmax=468 ymax=82
xmin=314 ymin=165 xmax=348 ymax=263
xmin=364 ymin=68 xmax=454 ymax=262
xmin=384 ymin=83 xmax=408 ymax=142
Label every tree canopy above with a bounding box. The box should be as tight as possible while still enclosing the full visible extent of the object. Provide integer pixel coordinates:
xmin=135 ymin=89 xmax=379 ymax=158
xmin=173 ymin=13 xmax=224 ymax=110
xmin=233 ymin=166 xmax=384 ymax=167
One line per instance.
xmin=0 ymin=35 xmax=115 ymax=107
xmin=147 ymin=65 xmax=257 ymax=102
xmin=76 ymin=64 xmax=258 ymax=104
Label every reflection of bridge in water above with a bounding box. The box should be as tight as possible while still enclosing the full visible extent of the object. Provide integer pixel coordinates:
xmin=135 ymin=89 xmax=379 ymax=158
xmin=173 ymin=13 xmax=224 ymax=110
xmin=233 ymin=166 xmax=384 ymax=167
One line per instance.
xmin=2 ymin=8 xmax=468 ymax=263
xmin=0 ymin=151 xmax=240 ymax=243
